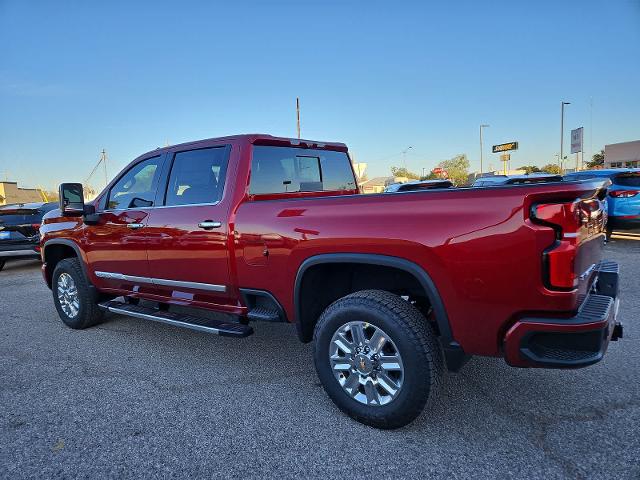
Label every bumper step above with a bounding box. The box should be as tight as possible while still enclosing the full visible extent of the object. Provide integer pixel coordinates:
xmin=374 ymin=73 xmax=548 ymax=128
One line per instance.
xmin=98 ymin=300 xmax=254 ymax=338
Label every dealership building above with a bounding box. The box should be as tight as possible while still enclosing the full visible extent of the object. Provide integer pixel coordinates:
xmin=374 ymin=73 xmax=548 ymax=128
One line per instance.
xmin=604 ymin=140 xmax=640 ymax=168
xmin=0 ymin=181 xmax=44 ymax=206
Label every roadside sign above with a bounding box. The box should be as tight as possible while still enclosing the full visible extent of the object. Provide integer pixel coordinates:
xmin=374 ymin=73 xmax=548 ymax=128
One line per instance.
xmin=500 ymin=154 xmax=510 ymax=162
xmin=571 ymin=127 xmax=583 ymax=154
xmin=432 ymin=167 xmax=443 ymax=174
xmin=492 ymin=142 xmax=518 ymax=153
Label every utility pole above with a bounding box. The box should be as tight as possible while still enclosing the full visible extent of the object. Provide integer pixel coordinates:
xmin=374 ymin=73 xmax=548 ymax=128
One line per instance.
xmin=296 ymin=97 xmax=301 ymax=139
xmin=479 ymin=124 xmax=489 ymax=175
xmin=589 ymin=96 xmax=593 ymax=164
xmin=560 ymin=101 xmax=570 ymax=173
xmin=101 ymin=149 xmax=108 ymax=188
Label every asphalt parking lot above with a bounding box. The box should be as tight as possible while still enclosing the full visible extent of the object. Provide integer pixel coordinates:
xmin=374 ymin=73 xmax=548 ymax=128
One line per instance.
xmin=1 ymin=236 xmax=639 ymax=479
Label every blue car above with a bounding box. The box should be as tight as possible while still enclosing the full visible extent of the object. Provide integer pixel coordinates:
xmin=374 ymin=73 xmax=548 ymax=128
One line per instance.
xmin=564 ymin=169 xmax=640 ymax=236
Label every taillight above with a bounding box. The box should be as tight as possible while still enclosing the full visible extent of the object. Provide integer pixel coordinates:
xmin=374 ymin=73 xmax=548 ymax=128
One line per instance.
xmin=609 ymin=190 xmax=638 ymax=198
xmin=32 ymin=223 xmax=41 ymax=229
xmin=532 ymin=201 xmax=582 ymax=289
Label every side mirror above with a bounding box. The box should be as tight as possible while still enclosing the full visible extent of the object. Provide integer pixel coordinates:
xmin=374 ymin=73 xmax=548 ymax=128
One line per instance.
xmin=59 ymin=183 xmax=85 ymax=216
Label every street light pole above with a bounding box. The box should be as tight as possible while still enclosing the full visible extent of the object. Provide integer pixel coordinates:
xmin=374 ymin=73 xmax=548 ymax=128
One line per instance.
xmin=479 ymin=124 xmax=489 ymax=175
xmin=296 ymin=97 xmax=301 ymax=139
xmin=401 ymin=146 xmax=413 ymax=171
xmin=560 ymin=101 xmax=570 ymax=173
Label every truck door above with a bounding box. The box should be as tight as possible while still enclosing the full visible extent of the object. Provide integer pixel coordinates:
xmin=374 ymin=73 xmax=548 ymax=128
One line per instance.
xmin=143 ymin=144 xmax=235 ymax=308
xmin=85 ymin=154 xmax=166 ymax=291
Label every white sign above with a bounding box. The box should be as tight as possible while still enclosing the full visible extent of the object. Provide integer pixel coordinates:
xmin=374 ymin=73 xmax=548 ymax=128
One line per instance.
xmin=571 ymin=127 xmax=583 ymax=154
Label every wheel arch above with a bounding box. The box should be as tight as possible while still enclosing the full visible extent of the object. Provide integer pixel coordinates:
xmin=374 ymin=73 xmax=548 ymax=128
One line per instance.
xmin=42 ymin=239 xmax=87 ymax=288
xmin=294 ymin=253 xmax=455 ymax=345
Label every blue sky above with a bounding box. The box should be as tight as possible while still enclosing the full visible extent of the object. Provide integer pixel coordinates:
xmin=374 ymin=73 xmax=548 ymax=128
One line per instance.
xmin=1 ymin=0 xmax=639 ymax=190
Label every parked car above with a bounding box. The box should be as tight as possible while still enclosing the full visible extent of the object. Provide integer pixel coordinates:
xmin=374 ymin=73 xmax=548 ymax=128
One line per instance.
xmin=41 ymin=134 xmax=621 ymax=429
xmin=565 ymin=169 xmax=640 ymax=237
xmin=384 ymin=179 xmax=454 ymax=193
xmin=472 ymin=173 xmax=563 ymax=187
xmin=0 ymin=202 xmax=57 ymax=272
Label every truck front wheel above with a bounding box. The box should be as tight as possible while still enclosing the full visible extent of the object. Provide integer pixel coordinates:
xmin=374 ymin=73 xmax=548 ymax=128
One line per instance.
xmin=52 ymin=258 xmax=104 ymax=329
xmin=313 ymin=289 xmax=444 ymax=429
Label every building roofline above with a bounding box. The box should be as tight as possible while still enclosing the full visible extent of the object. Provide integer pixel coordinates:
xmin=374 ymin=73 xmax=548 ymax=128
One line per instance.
xmin=605 ymin=139 xmax=640 ymax=147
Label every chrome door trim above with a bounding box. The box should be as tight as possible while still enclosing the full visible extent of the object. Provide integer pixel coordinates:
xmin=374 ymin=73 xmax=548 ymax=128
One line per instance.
xmin=152 ymin=278 xmax=226 ymax=292
xmin=101 ymin=200 xmax=221 ymax=213
xmin=94 ymin=271 xmax=150 ymax=283
xmin=94 ymin=271 xmax=226 ymax=292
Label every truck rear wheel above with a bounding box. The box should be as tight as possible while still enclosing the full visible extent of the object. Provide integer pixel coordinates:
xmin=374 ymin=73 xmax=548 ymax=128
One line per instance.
xmin=313 ymin=289 xmax=444 ymax=429
xmin=52 ymin=258 xmax=104 ymax=329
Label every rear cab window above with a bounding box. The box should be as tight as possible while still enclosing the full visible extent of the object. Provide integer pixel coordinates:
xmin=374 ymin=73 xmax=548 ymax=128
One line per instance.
xmin=250 ymin=146 xmax=357 ymax=197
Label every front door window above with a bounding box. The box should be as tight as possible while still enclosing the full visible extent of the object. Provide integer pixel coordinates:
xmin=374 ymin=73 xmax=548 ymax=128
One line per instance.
xmin=107 ymin=156 xmax=163 ymax=210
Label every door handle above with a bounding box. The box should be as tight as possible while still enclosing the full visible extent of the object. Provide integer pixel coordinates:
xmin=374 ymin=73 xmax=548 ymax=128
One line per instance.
xmin=198 ymin=220 xmax=222 ymax=230
xmin=127 ymin=223 xmax=144 ymax=229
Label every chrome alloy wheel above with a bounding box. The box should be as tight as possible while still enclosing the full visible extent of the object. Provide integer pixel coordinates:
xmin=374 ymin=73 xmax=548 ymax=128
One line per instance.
xmin=329 ymin=321 xmax=404 ymax=406
xmin=57 ymin=272 xmax=80 ymax=318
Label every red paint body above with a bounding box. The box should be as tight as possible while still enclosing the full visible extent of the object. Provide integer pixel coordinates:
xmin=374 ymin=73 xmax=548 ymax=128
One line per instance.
xmin=41 ymin=134 xmax=617 ymax=366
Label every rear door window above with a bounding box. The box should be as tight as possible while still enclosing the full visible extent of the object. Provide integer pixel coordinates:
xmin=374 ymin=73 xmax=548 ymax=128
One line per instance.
xmin=250 ymin=146 xmax=356 ymax=195
xmin=164 ymin=146 xmax=229 ymax=206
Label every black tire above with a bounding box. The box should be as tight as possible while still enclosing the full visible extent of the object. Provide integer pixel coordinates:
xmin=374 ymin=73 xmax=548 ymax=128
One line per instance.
xmin=313 ymin=289 xmax=444 ymax=429
xmin=0 ymin=260 xmax=5 ymax=272
xmin=52 ymin=258 xmax=104 ymax=329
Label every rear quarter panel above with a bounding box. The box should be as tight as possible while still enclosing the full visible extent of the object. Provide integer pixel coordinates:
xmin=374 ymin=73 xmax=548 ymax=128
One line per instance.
xmin=233 ymin=183 xmax=602 ymax=356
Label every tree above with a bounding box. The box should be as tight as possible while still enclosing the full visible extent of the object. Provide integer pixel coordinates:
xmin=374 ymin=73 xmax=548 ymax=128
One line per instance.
xmin=519 ymin=165 xmax=541 ymax=174
xmin=586 ymin=149 xmax=605 ymax=169
xmin=390 ymin=166 xmax=420 ymax=180
xmin=541 ymin=164 xmax=561 ymax=174
xmin=436 ymin=154 xmax=469 ymax=185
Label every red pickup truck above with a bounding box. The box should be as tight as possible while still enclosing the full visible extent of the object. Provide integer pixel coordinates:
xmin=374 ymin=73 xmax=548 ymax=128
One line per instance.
xmin=41 ymin=134 xmax=622 ymax=428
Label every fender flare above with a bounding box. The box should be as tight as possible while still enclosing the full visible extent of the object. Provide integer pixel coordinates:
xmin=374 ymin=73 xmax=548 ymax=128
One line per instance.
xmin=293 ymin=253 xmax=456 ymax=349
xmin=42 ymin=239 xmax=90 ymax=287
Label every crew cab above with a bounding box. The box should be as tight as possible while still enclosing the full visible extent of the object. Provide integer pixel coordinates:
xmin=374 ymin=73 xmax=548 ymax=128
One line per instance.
xmin=40 ymin=134 xmax=622 ymax=429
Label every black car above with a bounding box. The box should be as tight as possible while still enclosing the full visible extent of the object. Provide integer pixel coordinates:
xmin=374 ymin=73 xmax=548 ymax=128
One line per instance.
xmin=384 ymin=179 xmax=454 ymax=192
xmin=0 ymin=202 xmax=58 ymax=272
